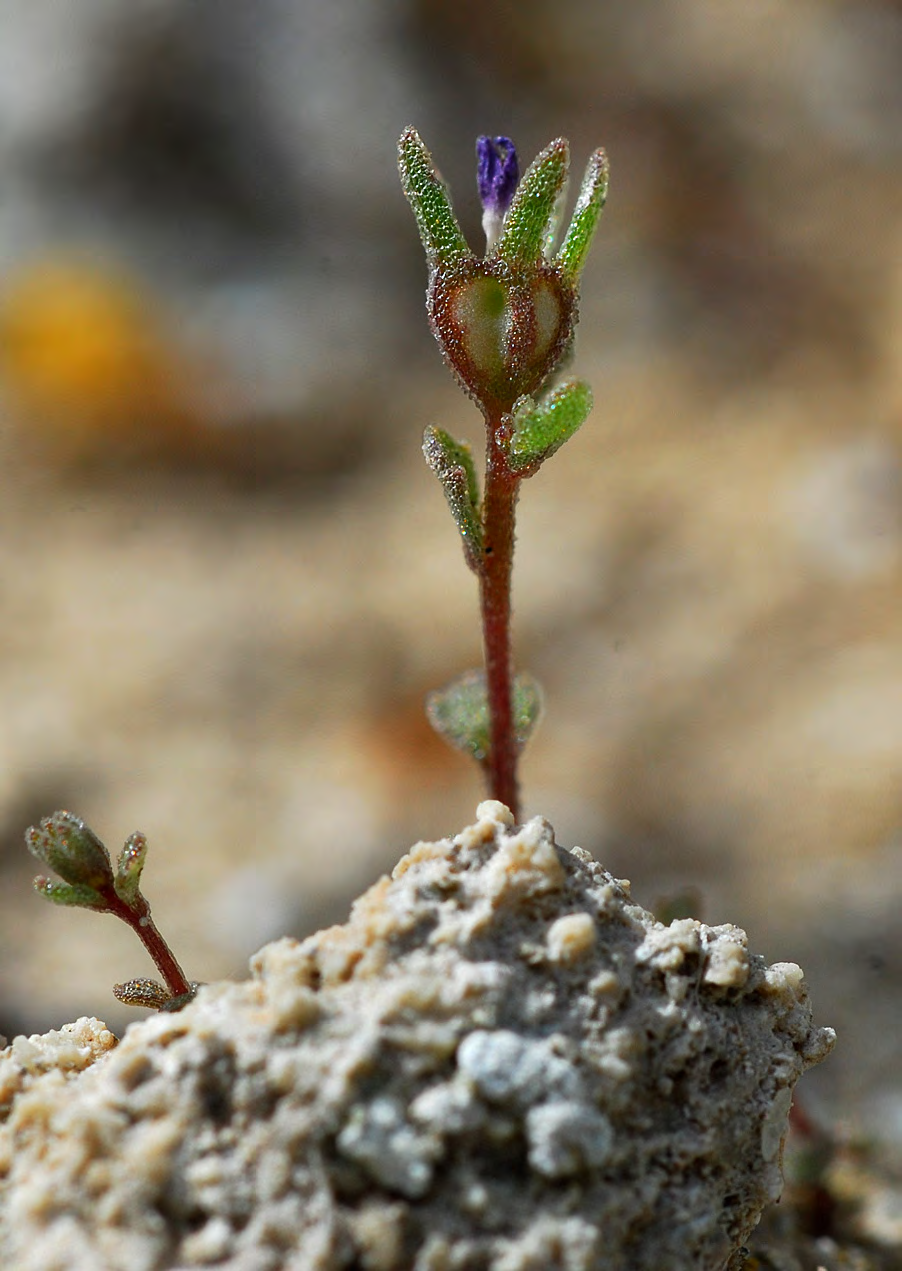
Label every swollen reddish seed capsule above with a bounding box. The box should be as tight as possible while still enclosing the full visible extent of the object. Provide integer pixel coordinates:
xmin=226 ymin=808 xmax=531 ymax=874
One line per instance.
xmin=429 ymin=259 xmax=575 ymax=415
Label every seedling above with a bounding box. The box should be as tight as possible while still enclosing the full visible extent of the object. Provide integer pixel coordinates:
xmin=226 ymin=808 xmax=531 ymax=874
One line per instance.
xmin=26 ymin=811 xmax=195 ymax=1010
xmin=24 ymin=129 xmax=609 ymax=1008
xmin=399 ymin=128 xmax=609 ymax=819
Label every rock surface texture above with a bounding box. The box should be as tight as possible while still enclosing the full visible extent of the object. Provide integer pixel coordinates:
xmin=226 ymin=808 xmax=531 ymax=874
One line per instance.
xmin=0 ymin=803 xmax=834 ymax=1270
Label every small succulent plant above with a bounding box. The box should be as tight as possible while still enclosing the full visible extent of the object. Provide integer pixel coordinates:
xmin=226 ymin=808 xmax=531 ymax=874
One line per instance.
xmin=399 ymin=128 xmax=609 ymax=819
xmin=26 ymin=811 xmax=195 ymax=1010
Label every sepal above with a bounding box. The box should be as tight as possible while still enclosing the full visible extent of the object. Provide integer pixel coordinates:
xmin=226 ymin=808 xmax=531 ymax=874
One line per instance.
xmin=398 ymin=127 xmax=470 ymax=271
xmin=494 ymin=139 xmax=569 ymax=269
xmin=556 ymin=149 xmax=609 ymax=284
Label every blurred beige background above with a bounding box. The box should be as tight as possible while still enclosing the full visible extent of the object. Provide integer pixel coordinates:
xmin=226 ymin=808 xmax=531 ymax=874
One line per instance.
xmin=0 ymin=0 xmax=901 ymax=1127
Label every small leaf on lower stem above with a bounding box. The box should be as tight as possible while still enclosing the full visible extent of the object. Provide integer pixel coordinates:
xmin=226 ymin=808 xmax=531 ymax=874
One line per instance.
xmin=426 ymin=668 xmax=543 ymax=762
xmin=113 ymin=977 xmax=172 ymax=1009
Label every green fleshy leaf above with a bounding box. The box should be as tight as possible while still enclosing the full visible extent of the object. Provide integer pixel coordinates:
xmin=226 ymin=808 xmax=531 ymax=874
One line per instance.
xmin=114 ymin=831 xmax=148 ymax=906
xmin=426 ymin=669 xmax=543 ymax=762
xmin=25 ymin=811 xmax=113 ymax=890
xmin=494 ymin=138 xmax=569 ymax=269
xmin=556 ymin=148 xmax=609 ymax=284
xmin=423 ymin=426 xmax=483 ymax=570
xmin=33 ymin=875 xmax=108 ymax=910
xmin=507 ymin=380 xmax=593 ymax=475
xmin=398 ymin=127 xmax=470 ymax=270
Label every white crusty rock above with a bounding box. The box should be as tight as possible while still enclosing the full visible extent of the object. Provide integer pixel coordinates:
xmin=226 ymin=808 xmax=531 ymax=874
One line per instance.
xmin=0 ymin=803 xmax=834 ymax=1270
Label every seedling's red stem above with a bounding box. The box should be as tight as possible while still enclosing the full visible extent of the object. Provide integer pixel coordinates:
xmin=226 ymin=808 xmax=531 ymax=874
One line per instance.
xmin=101 ymin=885 xmax=192 ymax=1000
xmin=479 ymin=412 xmax=521 ymax=820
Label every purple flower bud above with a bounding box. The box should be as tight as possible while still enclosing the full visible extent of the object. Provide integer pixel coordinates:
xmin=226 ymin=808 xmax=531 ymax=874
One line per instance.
xmin=477 ymin=136 xmax=519 ymax=251
xmin=477 ymin=136 xmax=519 ymax=217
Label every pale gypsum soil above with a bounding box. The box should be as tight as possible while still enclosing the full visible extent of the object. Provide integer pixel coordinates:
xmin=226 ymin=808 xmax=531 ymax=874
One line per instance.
xmin=0 ymin=803 xmax=834 ymax=1270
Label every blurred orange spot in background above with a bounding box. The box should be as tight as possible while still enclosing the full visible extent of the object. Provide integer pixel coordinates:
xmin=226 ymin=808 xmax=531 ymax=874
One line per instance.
xmin=0 ymin=259 xmax=213 ymax=461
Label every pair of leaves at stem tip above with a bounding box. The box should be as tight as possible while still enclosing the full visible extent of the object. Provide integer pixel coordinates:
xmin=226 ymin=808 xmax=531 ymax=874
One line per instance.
xmin=27 ymin=811 xmax=147 ymax=912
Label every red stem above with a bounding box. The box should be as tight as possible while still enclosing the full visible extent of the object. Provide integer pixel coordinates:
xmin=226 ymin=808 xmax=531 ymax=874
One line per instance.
xmin=102 ymin=887 xmax=192 ymax=1000
xmin=479 ymin=412 xmax=521 ymax=820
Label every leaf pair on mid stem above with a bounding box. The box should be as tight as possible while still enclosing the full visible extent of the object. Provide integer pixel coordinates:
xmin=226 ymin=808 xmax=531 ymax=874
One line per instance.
xmin=399 ymin=128 xmax=609 ymax=819
xmin=424 ymin=376 xmax=595 ymax=551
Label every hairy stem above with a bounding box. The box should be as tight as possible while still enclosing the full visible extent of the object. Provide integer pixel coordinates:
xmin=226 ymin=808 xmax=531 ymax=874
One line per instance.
xmin=479 ymin=412 xmax=521 ymax=819
xmin=102 ymin=886 xmax=191 ymax=999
